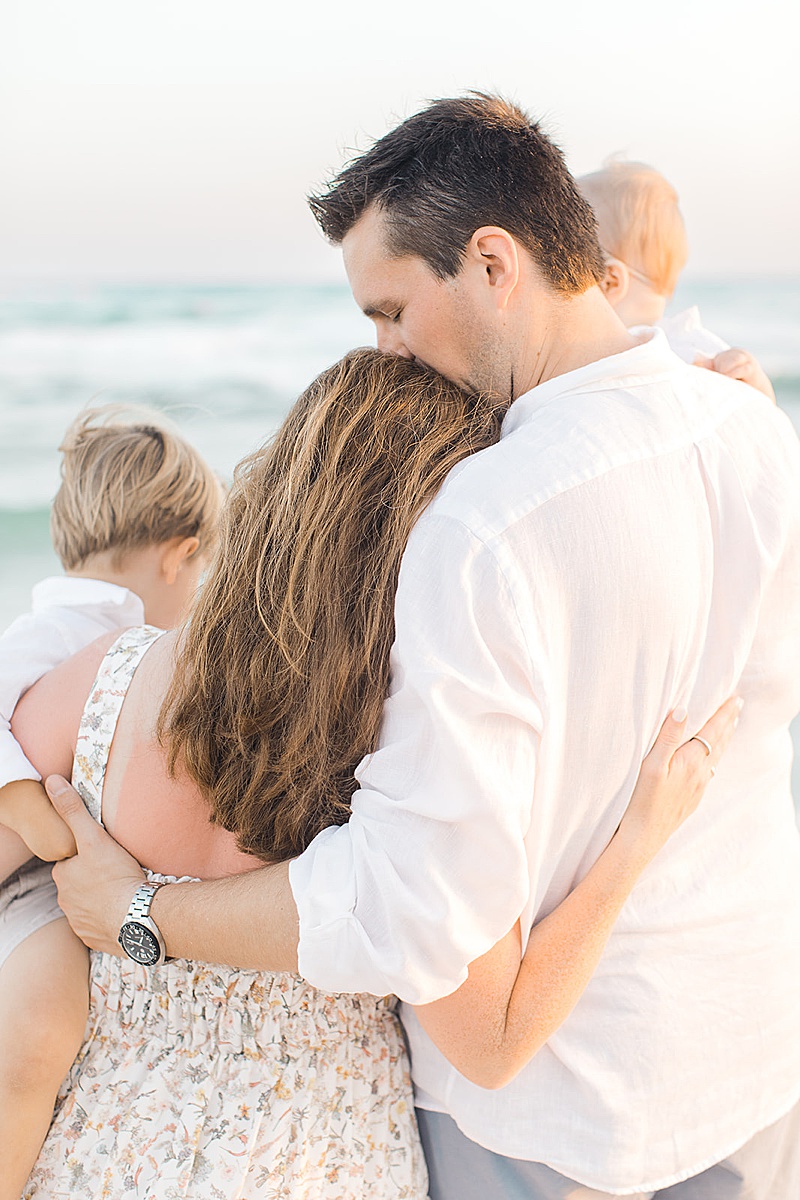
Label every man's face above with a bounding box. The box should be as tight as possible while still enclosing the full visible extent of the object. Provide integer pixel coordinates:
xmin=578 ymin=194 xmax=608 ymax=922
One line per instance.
xmin=342 ymin=206 xmax=503 ymax=395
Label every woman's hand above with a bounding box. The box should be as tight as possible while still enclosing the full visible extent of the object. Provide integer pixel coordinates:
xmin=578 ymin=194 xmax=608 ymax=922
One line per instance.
xmin=616 ymin=696 xmax=743 ymax=866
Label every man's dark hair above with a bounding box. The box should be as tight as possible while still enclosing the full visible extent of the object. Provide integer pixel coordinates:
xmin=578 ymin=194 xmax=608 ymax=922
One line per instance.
xmin=309 ymin=93 xmax=605 ymax=295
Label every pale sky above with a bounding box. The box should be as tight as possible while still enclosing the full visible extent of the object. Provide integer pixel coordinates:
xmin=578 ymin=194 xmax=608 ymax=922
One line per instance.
xmin=1 ymin=0 xmax=797 ymax=283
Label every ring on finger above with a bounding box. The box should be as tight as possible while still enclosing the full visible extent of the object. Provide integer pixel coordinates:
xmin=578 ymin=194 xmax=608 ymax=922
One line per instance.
xmin=689 ymin=735 xmax=713 ymax=756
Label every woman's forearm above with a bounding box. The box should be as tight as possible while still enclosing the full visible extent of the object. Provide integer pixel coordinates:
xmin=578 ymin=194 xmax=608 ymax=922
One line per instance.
xmin=485 ymin=824 xmax=651 ymax=1086
xmin=415 ymin=824 xmax=652 ymax=1090
xmin=415 ymin=700 xmax=736 ymax=1088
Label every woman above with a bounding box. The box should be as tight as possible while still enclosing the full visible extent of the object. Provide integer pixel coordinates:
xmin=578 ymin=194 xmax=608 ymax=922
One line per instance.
xmin=14 ymin=349 xmax=736 ymax=1198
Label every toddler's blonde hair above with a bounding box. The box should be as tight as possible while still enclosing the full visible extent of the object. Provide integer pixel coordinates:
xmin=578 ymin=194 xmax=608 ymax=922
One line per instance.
xmin=578 ymin=161 xmax=689 ymax=297
xmin=51 ymin=405 xmax=224 ymax=571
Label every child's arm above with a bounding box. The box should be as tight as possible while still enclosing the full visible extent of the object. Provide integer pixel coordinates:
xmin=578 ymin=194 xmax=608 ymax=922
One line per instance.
xmin=0 ymin=609 xmax=84 ymax=875
xmin=7 ymin=631 xmax=119 ymax=865
xmin=0 ymin=611 xmax=76 ymax=785
xmin=0 ymin=780 xmax=76 ymax=863
xmin=413 ymin=697 xmax=740 ymax=1089
xmin=698 ymin=348 xmax=776 ymax=402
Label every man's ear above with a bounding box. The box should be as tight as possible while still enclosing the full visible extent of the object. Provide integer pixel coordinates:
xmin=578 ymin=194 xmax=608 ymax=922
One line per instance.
xmin=599 ymin=258 xmax=629 ymax=308
xmin=464 ymin=227 xmax=520 ymax=311
xmin=160 ymin=536 xmax=200 ymax=586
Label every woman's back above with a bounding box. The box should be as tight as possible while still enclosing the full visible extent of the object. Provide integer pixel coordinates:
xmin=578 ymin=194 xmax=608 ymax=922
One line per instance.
xmin=17 ymin=625 xmax=428 ymax=1198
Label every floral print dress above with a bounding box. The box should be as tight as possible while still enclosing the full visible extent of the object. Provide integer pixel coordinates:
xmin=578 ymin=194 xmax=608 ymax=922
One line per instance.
xmin=24 ymin=627 xmax=429 ymax=1199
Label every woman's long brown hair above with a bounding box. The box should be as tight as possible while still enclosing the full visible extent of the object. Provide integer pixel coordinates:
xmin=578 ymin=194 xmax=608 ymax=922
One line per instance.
xmin=159 ymin=348 xmax=507 ymax=862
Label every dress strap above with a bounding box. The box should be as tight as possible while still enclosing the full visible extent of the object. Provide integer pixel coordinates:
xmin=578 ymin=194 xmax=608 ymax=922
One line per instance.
xmin=72 ymin=626 xmax=165 ymax=826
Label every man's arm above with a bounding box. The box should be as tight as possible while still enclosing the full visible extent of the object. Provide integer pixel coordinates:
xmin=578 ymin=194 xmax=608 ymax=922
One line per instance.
xmin=289 ymin=516 xmax=540 ymax=1002
xmin=47 ymin=774 xmax=299 ymax=968
xmin=154 ymin=864 xmax=299 ymax=970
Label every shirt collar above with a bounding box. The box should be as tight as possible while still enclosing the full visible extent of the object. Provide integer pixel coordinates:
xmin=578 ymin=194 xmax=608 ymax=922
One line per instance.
xmin=501 ymin=327 xmax=682 ymax=438
xmin=32 ymin=576 xmax=145 ymax=621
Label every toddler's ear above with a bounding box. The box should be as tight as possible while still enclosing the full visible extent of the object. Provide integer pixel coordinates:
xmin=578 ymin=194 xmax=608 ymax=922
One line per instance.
xmin=161 ymin=536 xmax=201 ymax=585
xmin=599 ymin=258 xmax=630 ymax=307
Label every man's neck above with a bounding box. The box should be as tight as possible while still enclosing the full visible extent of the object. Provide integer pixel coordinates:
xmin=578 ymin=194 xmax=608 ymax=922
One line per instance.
xmin=515 ymin=286 xmax=638 ymax=397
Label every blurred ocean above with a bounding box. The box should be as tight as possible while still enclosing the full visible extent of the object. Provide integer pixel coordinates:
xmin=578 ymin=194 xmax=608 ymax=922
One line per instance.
xmin=1 ymin=276 xmax=799 ymax=620
xmin=0 ymin=282 xmax=375 ymax=626
xmin=2 ymin=276 xmax=800 ymax=802
xmin=4 ymin=277 xmax=800 ymax=628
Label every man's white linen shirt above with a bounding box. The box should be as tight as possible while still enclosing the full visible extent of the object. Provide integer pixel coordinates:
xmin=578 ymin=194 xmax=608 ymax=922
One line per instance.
xmin=0 ymin=577 xmax=145 ymax=876
xmin=290 ymin=330 xmax=800 ymax=1194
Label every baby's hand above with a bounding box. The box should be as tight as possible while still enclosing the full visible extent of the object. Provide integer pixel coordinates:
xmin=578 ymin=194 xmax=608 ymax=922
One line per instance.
xmin=697 ymin=348 xmax=776 ymax=402
xmin=0 ymin=778 xmax=77 ymax=861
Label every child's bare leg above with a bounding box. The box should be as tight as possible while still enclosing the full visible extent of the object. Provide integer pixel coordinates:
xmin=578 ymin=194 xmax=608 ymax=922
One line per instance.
xmin=0 ymin=918 xmax=88 ymax=1199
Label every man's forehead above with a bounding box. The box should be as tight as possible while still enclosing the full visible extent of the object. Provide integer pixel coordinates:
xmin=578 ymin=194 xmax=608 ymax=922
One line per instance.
xmin=343 ymin=210 xmax=395 ymax=286
xmin=343 ymin=204 xmax=384 ymax=257
xmin=343 ymin=212 xmax=430 ymax=310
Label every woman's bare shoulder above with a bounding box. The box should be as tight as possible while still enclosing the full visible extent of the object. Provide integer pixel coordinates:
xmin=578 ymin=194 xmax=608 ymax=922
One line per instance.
xmin=11 ymin=628 xmax=131 ymax=780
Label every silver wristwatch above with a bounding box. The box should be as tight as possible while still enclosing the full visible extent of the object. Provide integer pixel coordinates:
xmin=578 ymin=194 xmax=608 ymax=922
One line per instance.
xmin=118 ymin=881 xmax=167 ymax=966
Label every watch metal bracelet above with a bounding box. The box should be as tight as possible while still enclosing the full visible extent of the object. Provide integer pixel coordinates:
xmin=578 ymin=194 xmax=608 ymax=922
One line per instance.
xmin=119 ymin=880 xmax=168 ymax=966
xmin=127 ymin=881 xmax=164 ymax=921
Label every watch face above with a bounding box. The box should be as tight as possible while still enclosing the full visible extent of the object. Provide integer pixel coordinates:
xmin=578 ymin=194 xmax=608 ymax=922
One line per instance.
xmin=120 ymin=921 xmax=160 ymax=965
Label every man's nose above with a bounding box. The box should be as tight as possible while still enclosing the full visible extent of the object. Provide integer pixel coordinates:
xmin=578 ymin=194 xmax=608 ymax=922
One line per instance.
xmin=376 ymin=326 xmax=414 ymax=359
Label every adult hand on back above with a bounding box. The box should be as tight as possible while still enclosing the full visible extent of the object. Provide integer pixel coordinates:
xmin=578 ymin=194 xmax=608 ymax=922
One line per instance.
xmin=46 ymin=775 xmax=146 ymax=955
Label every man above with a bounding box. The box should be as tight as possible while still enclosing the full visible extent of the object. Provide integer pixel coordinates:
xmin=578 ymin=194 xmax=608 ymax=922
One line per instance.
xmin=48 ymin=95 xmax=800 ymax=1197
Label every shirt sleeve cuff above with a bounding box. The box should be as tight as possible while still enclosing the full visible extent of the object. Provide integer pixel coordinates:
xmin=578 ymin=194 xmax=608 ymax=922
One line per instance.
xmin=289 ymin=824 xmax=370 ymax=991
xmin=289 ymin=822 xmax=472 ymax=1004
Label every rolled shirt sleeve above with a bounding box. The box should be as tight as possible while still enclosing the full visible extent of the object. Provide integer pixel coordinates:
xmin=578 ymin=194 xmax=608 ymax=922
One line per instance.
xmin=290 ymin=514 xmax=542 ymax=1004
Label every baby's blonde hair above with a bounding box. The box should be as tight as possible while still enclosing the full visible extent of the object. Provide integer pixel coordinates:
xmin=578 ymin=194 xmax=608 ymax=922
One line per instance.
xmin=51 ymin=405 xmax=224 ymax=571
xmin=578 ymin=161 xmax=689 ymax=297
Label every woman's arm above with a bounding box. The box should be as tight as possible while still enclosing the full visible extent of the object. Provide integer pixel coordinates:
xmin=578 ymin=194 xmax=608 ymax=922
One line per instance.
xmin=414 ymin=697 xmax=742 ymax=1089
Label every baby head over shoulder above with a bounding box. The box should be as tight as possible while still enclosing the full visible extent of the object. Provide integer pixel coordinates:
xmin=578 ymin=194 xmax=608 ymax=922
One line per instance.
xmin=578 ymin=160 xmax=688 ymax=328
xmin=51 ymin=405 xmax=225 ymax=629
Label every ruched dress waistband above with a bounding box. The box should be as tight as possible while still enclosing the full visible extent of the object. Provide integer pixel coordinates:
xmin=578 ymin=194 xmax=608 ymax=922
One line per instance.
xmin=88 ymin=949 xmax=397 ymax=1056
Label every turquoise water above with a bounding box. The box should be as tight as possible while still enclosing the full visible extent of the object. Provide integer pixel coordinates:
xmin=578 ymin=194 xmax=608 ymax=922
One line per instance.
xmin=0 ymin=283 xmax=373 ymax=626
xmin=1 ymin=278 xmax=799 ymax=632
